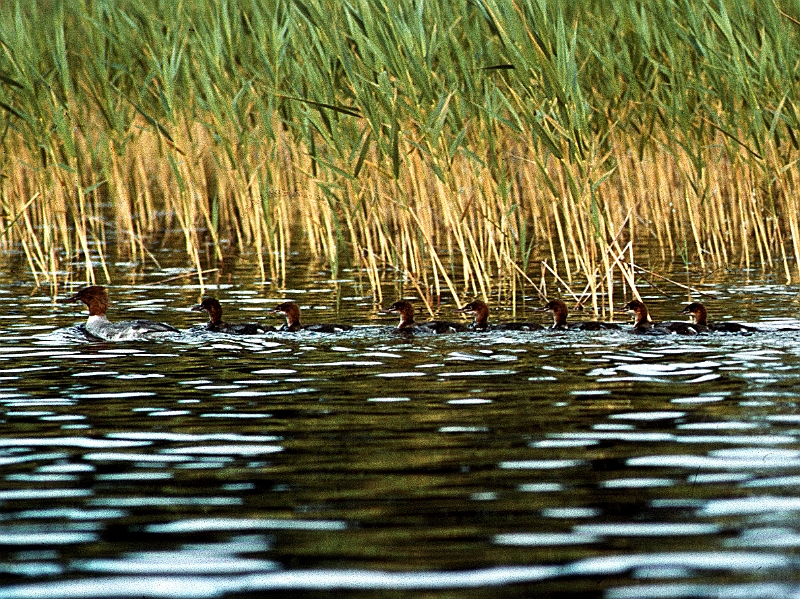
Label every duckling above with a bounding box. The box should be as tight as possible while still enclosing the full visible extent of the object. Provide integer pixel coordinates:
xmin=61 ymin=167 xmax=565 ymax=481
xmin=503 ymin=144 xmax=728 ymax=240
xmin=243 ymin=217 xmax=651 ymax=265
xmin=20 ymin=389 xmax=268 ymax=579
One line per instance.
xmin=270 ymin=301 xmax=352 ymax=333
xmin=380 ymin=300 xmax=468 ymax=333
xmin=192 ymin=297 xmax=275 ymax=335
xmin=622 ymin=299 xmax=698 ymax=335
xmin=543 ymin=299 xmax=621 ymax=331
xmin=680 ymin=302 xmax=758 ymax=333
xmin=454 ymin=299 xmax=544 ymax=331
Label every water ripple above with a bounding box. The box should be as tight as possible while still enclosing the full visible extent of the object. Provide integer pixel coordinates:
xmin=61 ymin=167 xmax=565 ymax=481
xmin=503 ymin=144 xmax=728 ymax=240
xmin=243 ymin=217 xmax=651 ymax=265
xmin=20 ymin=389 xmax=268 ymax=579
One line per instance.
xmin=146 ymin=518 xmax=348 ymax=533
xmin=0 ymin=438 xmax=148 ymax=449
xmin=0 ymin=531 xmax=97 ymax=545
xmin=574 ymin=523 xmax=720 ymax=536
xmin=494 ymin=532 xmax=598 ymax=546
xmin=499 ymin=459 xmax=586 ymax=470
xmin=609 ymin=411 xmax=686 ymax=421
xmin=698 ymin=496 xmax=800 ymax=517
xmin=0 ymin=566 xmax=561 ymax=598
xmin=0 ymin=490 xmax=92 ymax=501
xmin=71 ymin=392 xmax=156 ymax=399
xmin=563 ymin=551 xmax=790 ymax=576
xmin=608 ymin=582 xmax=800 ymax=599
xmin=629 ymin=451 xmax=800 ymax=470
xmin=727 ymin=527 xmax=800 ymax=548
xmin=439 ymin=369 xmax=517 ymax=377
xmin=618 ymin=362 xmax=721 ymax=376
xmin=107 ymin=433 xmax=281 ymax=443
xmin=160 ymin=445 xmax=283 ymax=456
xmin=75 ymin=551 xmax=279 ymax=574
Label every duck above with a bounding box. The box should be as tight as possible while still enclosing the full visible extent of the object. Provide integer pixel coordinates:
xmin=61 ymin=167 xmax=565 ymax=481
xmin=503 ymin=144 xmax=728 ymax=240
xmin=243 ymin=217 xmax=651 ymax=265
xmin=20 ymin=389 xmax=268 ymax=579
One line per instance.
xmin=380 ymin=300 xmax=469 ymax=333
xmin=542 ymin=299 xmax=621 ymax=331
xmin=191 ymin=297 xmax=275 ymax=335
xmin=269 ymin=301 xmax=352 ymax=333
xmin=60 ymin=286 xmax=178 ymax=341
xmin=454 ymin=299 xmax=544 ymax=331
xmin=680 ymin=302 xmax=758 ymax=333
xmin=622 ymin=299 xmax=698 ymax=335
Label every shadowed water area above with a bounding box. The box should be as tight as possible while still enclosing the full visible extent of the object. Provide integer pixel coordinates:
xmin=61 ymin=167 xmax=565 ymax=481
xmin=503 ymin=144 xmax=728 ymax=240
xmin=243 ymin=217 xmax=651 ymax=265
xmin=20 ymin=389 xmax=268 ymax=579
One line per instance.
xmin=2 ymin=258 xmax=800 ymax=598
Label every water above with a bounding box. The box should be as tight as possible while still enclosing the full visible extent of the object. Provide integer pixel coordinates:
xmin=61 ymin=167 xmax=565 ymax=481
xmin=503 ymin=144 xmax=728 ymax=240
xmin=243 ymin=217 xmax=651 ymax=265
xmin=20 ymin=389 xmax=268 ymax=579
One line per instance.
xmin=2 ymin=263 xmax=800 ymax=597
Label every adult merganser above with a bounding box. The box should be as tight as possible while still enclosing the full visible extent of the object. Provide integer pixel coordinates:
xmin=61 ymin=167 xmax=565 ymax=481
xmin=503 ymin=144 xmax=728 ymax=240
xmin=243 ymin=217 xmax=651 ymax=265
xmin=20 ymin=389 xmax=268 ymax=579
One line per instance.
xmin=269 ymin=301 xmax=352 ymax=333
xmin=380 ymin=300 xmax=468 ymax=333
xmin=192 ymin=297 xmax=275 ymax=334
xmin=60 ymin=286 xmax=178 ymax=341
xmin=622 ymin=299 xmax=698 ymax=335
xmin=543 ymin=299 xmax=621 ymax=331
xmin=680 ymin=302 xmax=757 ymax=333
xmin=454 ymin=299 xmax=544 ymax=331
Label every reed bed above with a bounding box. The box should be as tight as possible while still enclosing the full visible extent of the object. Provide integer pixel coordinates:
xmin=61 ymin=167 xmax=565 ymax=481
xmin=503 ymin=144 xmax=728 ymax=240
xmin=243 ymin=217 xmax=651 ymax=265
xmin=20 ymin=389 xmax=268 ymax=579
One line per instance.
xmin=0 ymin=0 xmax=798 ymax=310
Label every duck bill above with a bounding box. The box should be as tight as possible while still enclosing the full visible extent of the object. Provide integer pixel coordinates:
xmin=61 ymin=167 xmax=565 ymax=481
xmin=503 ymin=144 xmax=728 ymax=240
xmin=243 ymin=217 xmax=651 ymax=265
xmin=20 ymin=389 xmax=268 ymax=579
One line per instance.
xmin=190 ymin=304 xmax=204 ymax=312
xmin=58 ymin=292 xmax=81 ymax=304
xmin=378 ymin=307 xmax=398 ymax=315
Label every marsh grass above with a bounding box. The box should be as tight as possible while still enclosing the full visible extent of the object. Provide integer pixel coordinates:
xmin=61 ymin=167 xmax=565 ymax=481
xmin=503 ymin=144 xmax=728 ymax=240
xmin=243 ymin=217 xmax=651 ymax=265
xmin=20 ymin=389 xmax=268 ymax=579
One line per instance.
xmin=0 ymin=0 xmax=798 ymax=310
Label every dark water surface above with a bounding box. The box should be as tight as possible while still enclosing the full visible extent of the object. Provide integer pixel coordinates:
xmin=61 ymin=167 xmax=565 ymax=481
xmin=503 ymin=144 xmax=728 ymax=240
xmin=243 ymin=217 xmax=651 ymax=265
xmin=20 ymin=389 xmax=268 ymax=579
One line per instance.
xmin=2 ymin=264 xmax=800 ymax=598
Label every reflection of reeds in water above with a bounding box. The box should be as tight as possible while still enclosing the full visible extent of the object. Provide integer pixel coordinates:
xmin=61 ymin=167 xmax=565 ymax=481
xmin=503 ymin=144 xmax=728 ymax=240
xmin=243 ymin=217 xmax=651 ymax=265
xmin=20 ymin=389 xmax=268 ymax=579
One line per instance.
xmin=0 ymin=0 xmax=798 ymax=310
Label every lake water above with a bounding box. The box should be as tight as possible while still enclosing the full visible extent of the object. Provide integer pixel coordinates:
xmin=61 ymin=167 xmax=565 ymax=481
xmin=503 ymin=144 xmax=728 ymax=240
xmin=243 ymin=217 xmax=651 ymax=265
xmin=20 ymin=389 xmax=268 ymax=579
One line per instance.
xmin=1 ymin=259 xmax=800 ymax=598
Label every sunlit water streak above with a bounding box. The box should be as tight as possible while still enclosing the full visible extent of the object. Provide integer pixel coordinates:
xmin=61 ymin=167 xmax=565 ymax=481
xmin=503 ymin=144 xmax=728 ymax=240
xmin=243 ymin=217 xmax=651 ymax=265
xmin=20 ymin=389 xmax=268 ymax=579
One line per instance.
xmin=1 ymin=274 xmax=800 ymax=597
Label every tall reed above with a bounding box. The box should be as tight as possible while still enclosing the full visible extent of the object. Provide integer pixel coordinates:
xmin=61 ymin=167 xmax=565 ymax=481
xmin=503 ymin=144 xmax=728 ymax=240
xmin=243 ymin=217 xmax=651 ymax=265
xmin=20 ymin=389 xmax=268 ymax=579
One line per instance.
xmin=0 ymin=0 xmax=797 ymax=309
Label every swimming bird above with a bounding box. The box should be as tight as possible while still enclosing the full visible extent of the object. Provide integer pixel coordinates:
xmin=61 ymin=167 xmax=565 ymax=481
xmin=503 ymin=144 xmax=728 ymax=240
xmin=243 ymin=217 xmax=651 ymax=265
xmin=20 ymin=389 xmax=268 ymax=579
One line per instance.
xmin=269 ymin=301 xmax=352 ymax=333
xmin=454 ymin=299 xmax=544 ymax=331
xmin=60 ymin=286 xmax=178 ymax=341
xmin=543 ymin=299 xmax=621 ymax=331
xmin=380 ymin=300 xmax=468 ymax=333
xmin=622 ymin=299 xmax=698 ymax=335
xmin=191 ymin=297 xmax=275 ymax=334
xmin=680 ymin=302 xmax=757 ymax=333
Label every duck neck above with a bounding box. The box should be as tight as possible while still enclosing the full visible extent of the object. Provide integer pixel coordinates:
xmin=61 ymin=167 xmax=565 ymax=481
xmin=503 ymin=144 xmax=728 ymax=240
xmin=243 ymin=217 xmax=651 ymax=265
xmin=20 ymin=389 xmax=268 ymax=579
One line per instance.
xmin=473 ymin=307 xmax=489 ymax=329
xmin=397 ymin=313 xmax=415 ymax=329
xmin=694 ymin=309 xmax=708 ymax=327
xmin=84 ymin=299 xmax=108 ymax=317
xmin=634 ymin=309 xmax=651 ymax=330
xmin=551 ymin=307 xmax=569 ymax=329
xmin=208 ymin=310 xmax=223 ymax=325
xmin=284 ymin=315 xmax=302 ymax=332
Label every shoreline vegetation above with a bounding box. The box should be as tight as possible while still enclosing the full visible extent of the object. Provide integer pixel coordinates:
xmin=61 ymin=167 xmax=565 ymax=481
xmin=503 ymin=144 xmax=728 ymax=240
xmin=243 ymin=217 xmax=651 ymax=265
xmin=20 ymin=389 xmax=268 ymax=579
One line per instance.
xmin=0 ymin=0 xmax=798 ymax=312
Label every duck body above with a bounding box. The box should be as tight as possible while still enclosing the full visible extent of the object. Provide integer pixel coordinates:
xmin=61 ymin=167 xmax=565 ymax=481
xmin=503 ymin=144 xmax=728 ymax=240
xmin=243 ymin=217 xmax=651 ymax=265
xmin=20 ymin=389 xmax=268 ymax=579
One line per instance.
xmin=60 ymin=286 xmax=178 ymax=341
xmin=270 ymin=301 xmax=352 ymax=333
xmin=544 ymin=299 xmax=621 ymax=331
xmin=421 ymin=319 xmax=470 ymax=334
xmin=658 ymin=321 xmax=701 ymax=335
xmin=207 ymin=322 xmax=274 ymax=335
xmin=570 ymin=320 xmax=623 ymax=332
xmin=454 ymin=299 xmax=544 ymax=331
xmin=192 ymin=297 xmax=275 ymax=335
xmin=381 ymin=300 xmax=468 ymax=334
xmin=85 ymin=315 xmax=179 ymax=341
xmin=681 ymin=302 xmax=758 ymax=334
xmin=494 ymin=321 xmax=546 ymax=332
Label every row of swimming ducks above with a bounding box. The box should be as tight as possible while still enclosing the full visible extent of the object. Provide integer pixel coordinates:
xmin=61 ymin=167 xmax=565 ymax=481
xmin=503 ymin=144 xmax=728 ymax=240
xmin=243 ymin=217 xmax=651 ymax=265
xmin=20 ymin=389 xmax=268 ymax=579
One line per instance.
xmin=60 ymin=286 xmax=759 ymax=341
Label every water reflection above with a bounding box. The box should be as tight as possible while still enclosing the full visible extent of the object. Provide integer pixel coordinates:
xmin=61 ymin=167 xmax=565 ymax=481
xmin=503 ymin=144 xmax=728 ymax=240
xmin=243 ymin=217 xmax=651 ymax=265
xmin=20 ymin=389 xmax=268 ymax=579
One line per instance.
xmin=0 ymin=271 xmax=800 ymax=596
